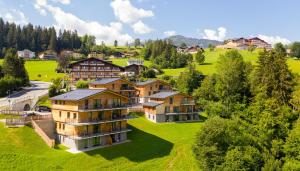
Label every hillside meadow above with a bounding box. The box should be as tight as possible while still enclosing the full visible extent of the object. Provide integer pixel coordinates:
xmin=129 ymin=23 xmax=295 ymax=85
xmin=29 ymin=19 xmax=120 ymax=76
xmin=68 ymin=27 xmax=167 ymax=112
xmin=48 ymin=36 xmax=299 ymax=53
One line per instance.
xmin=0 ymin=116 xmax=202 ymax=171
xmin=0 ymin=49 xmax=300 ymax=82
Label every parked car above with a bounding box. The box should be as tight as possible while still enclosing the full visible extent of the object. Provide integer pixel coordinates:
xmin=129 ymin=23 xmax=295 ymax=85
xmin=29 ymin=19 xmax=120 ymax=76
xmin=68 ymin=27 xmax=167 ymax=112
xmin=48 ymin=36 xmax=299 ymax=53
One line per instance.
xmin=35 ymin=106 xmax=51 ymax=112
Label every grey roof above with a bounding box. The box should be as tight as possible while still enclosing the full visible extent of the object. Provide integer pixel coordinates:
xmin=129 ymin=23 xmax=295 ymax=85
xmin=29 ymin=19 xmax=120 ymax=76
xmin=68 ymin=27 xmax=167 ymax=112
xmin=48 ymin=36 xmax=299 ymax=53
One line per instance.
xmin=50 ymin=89 xmax=106 ymax=101
xmin=148 ymin=91 xmax=179 ymax=99
xmin=143 ymin=102 xmax=163 ymax=107
xmin=89 ymin=78 xmax=122 ymax=85
xmin=136 ymin=80 xmax=157 ymax=86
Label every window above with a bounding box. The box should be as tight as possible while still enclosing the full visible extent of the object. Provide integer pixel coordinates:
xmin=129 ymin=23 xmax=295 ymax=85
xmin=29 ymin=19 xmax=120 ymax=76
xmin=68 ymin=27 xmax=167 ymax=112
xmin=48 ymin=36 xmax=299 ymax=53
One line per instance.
xmin=112 ymin=84 xmax=115 ymax=90
xmin=150 ymin=86 xmax=153 ymax=90
xmin=67 ymin=112 xmax=70 ymax=118
xmin=73 ymin=113 xmax=77 ymax=119
xmin=165 ymin=106 xmax=170 ymax=113
xmin=93 ymin=99 xmax=101 ymax=109
xmin=98 ymin=111 xmax=104 ymax=120
xmin=148 ymin=92 xmax=151 ymax=96
xmin=59 ymin=111 xmax=62 ymax=117
xmin=62 ymin=124 xmax=65 ymax=130
xmin=170 ymin=97 xmax=173 ymax=104
xmin=112 ymin=98 xmax=121 ymax=107
xmin=55 ymin=100 xmax=58 ymax=104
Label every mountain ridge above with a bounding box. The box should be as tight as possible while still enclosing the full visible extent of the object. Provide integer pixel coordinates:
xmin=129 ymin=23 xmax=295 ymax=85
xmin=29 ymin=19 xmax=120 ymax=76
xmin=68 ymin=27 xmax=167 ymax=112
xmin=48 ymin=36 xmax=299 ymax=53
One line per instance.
xmin=166 ymin=35 xmax=223 ymax=48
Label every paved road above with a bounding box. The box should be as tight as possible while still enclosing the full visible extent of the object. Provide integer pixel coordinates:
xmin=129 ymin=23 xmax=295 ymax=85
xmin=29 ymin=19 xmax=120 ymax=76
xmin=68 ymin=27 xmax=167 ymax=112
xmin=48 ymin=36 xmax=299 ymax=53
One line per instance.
xmin=0 ymin=81 xmax=51 ymax=109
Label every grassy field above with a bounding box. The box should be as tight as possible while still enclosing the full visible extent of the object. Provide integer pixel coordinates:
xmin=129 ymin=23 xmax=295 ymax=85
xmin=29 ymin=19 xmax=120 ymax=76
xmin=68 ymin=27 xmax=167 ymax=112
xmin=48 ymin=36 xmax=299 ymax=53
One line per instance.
xmin=0 ymin=116 xmax=202 ymax=171
xmin=1 ymin=49 xmax=300 ymax=82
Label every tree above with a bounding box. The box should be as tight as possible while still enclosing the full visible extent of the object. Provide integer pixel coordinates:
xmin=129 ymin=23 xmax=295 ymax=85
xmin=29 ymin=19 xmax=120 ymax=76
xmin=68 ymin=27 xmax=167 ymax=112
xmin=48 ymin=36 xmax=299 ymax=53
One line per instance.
xmin=195 ymin=50 xmax=205 ymax=64
xmin=48 ymin=28 xmax=57 ymax=51
xmin=134 ymin=38 xmax=141 ymax=47
xmin=215 ymin=50 xmax=251 ymax=109
xmin=48 ymin=77 xmax=64 ymax=97
xmin=141 ymin=69 xmax=156 ymax=78
xmin=2 ymin=49 xmax=29 ymax=85
xmin=208 ymin=44 xmax=215 ymax=51
xmin=180 ymin=42 xmax=187 ymax=48
xmin=248 ymin=44 xmax=256 ymax=52
xmin=251 ymin=48 xmax=294 ymax=105
xmin=76 ymin=80 xmax=89 ymax=89
xmin=114 ymin=40 xmax=118 ymax=47
xmin=56 ymin=52 xmax=71 ymax=73
xmin=176 ymin=63 xmax=203 ymax=95
xmin=291 ymin=42 xmax=300 ymax=59
xmin=193 ymin=117 xmax=256 ymax=170
xmin=0 ymin=65 xmax=3 ymax=78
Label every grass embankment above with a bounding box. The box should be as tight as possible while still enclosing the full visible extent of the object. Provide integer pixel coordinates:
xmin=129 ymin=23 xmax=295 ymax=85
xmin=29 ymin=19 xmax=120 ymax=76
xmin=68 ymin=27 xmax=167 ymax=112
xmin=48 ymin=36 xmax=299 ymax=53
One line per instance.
xmin=0 ymin=116 xmax=202 ymax=170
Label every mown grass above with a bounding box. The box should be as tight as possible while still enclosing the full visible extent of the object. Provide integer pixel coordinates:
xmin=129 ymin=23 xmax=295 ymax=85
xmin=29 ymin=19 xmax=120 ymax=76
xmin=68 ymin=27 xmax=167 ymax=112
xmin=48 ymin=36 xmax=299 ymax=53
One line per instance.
xmin=1 ymin=49 xmax=299 ymax=82
xmin=0 ymin=116 xmax=202 ymax=171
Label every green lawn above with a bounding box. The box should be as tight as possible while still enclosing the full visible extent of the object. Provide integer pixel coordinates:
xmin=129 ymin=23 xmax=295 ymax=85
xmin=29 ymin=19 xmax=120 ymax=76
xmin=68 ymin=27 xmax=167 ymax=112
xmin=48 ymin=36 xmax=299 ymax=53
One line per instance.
xmin=0 ymin=116 xmax=202 ymax=170
xmin=1 ymin=49 xmax=299 ymax=82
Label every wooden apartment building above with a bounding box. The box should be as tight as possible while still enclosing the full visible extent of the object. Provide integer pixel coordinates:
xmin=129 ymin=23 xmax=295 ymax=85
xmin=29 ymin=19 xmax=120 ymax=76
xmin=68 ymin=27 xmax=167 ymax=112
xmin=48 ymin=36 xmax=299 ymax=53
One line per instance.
xmin=143 ymin=91 xmax=199 ymax=122
xmin=135 ymin=80 xmax=172 ymax=103
xmin=68 ymin=57 xmax=125 ymax=84
xmin=89 ymin=78 xmax=140 ymax=104
xmin=50 ymin=89 xmax=131 ymax=151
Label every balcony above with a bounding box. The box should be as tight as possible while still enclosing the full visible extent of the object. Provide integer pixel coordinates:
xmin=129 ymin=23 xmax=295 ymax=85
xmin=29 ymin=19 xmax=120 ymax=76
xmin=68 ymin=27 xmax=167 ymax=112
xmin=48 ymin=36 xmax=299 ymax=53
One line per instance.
xmin=165 ymin=109 xmax=200 ymax=115
xmin=66 ymin=128 xmax=132 ymax=140
xmin=78 ymin=103 xmax=130 ymax=112
xmin=181 ymin=100 xmax=196 ymax=105
xmin=120 ymin=86 xmax=136 ymax=91
xmin=65 ymin=115 xmax=129 ymax=126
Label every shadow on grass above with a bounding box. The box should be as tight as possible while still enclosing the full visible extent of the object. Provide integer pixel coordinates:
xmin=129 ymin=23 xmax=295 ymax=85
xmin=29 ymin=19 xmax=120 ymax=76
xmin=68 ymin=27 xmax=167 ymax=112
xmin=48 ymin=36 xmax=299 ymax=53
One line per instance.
xmin=85 ymin=125 xmax=174 ymax=162
xmin=199 ymin=62 xmax=212 ymax=66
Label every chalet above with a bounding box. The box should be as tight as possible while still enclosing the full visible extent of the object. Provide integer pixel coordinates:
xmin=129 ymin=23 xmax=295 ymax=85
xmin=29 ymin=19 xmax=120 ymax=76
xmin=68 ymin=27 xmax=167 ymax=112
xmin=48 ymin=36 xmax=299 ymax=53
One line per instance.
xmin=17 ymin=49 xmax=35 ymax=59
xmin=143 ymin=91 xmax=199 ymax=122
xmin=123 ymin=64 xmax=148 ymax=77
xmin=135 ymin=79 xmax=172 ymax=103
xmin=186 ymin=46 xmax=203 ymax=54
xmin=123 ymin=51 xmax=138 ymax=58
xmin=111 ymin=52 xmax=124 ymax=58
xmin=39 ymin=50 xmax=57 ymax=60
xmin=217 ymin=37 xmax=272 ymax=50
xmin=127 ymin=59 xmax=144 ymax=66
xmin=68 ymin=57 xmax=125 ymax=84
xmin=73 ymin=52 xmax=85 ymax=59
xmin=249 ymin=37 xmax=272 ymax=50
xmin=89 ymin=78 xmax=140 ymax=104
xmin=50 ymin=89 xmax=131 ymax=151
xmin=88 ymin=52 xmax=105 ymax=59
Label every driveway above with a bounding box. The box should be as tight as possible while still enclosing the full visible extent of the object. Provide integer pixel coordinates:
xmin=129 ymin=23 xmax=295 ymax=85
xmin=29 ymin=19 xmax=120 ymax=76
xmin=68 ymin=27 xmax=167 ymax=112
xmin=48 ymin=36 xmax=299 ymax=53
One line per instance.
xmin=0 ymin=81 xmax=51 ymax=109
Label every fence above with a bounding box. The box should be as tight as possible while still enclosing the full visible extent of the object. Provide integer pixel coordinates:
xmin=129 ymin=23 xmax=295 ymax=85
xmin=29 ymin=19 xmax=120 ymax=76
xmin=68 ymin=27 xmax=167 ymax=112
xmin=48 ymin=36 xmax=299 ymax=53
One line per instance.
xmin=31 ymin=120 xmax=55 ymax=148
xmin=5 ymin=118 xmax=25 ymax=127
xmin=0 ymin=110 xmax=26 ymax=116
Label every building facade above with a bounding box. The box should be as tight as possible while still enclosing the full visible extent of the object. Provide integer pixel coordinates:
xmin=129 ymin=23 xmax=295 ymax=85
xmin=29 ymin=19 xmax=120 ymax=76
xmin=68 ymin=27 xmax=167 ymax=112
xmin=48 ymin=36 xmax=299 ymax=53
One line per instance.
xmin=89 ymin=78 xmax=140 ymax=104
xmin=135 ymin=80 xmax=172 ymax=103
xmin=143 ymin=91 xmax=199 ymax=123
xmin=50 ymin=89 xmax=131 ymax=151
xmin=17 ymin=49 xmax=35 ymax=59
xmin=68 ymin=57 xmax=125 ymax=84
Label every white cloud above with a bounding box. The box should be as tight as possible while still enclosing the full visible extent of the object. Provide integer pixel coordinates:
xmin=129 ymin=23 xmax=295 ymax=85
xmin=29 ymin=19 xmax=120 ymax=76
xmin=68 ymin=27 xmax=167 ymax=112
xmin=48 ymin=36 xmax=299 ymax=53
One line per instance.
xmin=132 ymin=20 xmax=152 ymax=34
xmin=0 ymin=8 xmax=28 ymax=25
xmin=202 ymin=27 xmax=227 ymax=41
xmin=53 ymin=0 xmax=71 ymax=5
xmin=164 ymin=30 xmax=176 ymax=37
xmin=257 ymin=35 xmax=291 ymax=46
xmin=34 ymin=1 xmax=133 ymax=45
xmin=110 ymin=0 xmax=154 ymax=24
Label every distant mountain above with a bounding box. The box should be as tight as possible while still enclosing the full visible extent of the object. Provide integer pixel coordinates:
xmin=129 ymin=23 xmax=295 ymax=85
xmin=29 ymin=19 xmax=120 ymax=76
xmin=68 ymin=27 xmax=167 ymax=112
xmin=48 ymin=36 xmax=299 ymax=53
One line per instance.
xmin=166 ymin=35 xmax=223 ymax=48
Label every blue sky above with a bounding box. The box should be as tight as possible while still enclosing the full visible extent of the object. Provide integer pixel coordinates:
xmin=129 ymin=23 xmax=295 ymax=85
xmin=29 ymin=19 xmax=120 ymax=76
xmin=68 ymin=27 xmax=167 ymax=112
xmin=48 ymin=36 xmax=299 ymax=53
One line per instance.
xmin=0 ymin=0 xmax=299 ymax=45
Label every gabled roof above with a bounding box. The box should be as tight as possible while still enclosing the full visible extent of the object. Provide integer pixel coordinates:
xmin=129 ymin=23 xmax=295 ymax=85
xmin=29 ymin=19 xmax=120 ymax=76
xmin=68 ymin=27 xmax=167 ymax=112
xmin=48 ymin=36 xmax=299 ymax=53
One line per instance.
xmin=148 ymin=91 xmax=179 ymax=99
xmin=143 ymin=102 xmax=163 ymax=107
xmin=50 ymin=89 xmax=107 ymax=101
xmin=136 ymin=79 xmax=168 ymax=86
xmin=89 ymin=78 xmax=134 ymax=86
xmin=68 ymin=57 xmax=124 ymax=70
xmin=50 ymin=88 xmax=129 ymax=101
xmin=89 ymin=78 xmax=122 ymax=85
